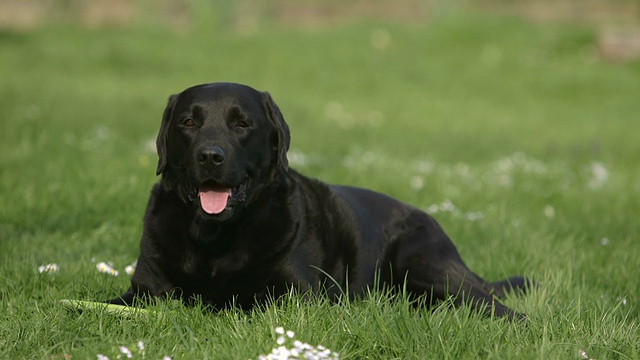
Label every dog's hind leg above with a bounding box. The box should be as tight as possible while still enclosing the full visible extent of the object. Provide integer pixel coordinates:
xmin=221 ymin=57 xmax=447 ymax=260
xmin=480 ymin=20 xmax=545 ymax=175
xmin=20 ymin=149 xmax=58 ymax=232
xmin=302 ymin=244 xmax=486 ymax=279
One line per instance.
xmin=488 ymin=276 xmax=534 ymax=299
xmin=447 ymin=269 xmax=526 ymax=320
xmin=392 ymin=226 xmax=526 ymax=320
xmin=403 ymin=260 xmax=525 ymax=320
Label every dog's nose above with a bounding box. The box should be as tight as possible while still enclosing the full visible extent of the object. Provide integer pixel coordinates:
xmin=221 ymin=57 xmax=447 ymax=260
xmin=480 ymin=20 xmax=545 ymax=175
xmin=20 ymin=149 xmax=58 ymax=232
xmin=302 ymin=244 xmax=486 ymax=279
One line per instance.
xmin=199 ymin=145 xmax=225 ymax=167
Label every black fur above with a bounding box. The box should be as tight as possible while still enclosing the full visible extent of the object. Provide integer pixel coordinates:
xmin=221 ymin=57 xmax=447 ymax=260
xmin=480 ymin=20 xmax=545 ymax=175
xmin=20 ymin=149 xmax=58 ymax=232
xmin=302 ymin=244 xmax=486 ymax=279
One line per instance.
xmin=108 ymin=82 xmax=530 ymax=319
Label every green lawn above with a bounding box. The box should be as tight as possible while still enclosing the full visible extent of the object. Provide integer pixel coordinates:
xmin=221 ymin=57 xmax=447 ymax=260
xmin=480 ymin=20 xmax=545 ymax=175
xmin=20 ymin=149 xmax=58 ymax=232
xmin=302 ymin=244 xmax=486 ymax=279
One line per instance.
xmin=1 ymin=10 xmax=639 ymax=359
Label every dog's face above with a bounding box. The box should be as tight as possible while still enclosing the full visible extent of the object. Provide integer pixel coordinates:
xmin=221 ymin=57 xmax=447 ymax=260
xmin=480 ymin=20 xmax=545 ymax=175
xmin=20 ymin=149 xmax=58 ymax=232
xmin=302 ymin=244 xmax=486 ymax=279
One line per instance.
xmin=155 ymin=83 xmax=290 ymax=221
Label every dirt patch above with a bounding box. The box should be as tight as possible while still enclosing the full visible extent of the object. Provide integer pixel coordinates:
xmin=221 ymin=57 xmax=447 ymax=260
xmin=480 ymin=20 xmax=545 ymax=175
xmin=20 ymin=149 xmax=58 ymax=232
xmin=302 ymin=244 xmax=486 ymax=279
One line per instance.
xmin=598 ymin=27 xmax=640 ymax=61
xmin=474 ymin=0 xmax=639 ymax=25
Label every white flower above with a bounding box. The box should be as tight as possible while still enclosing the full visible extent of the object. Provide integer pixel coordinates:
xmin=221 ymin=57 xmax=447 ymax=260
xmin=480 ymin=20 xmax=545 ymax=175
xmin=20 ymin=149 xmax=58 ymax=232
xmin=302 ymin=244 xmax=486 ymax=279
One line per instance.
xmin=440 ymin=200 xmax=455 ymax=212
xmin=119 ymin=346 xmax=133 ymax=358
xmin=465 ymin=212 xmax=485 ymax=221
xmin=288 ymin=151 xmax=309 ymax=167
xmin=578 ymin=349 xmax=589 ymax=359
xmin=137 ymin=341 xmax=145 ymax=351
xmin=617 ymin=296 xmax=628 ymax=306
xmin=124 ymin=265 xmax=135 ymax=275
xmin=588 ymin=162 xmax=609 ymax=189
xmin=409 ymin=176 xmax=424 ymax=190
xmin=259 ymin=327 xmax=339 ymax=359
xmin=97 ymin=262 xmax=119 ymax=276
xmin=427 ymin=204 xmax=440 ymax=213
xmin=38 ymin=263 xmax=59 ymax=274
xmin=125 ymin=260 xmax=137 ymax=276
xmin=427 ymin=200 xmax=453 ymax=213
xmin=97 ymin=355 xmax=110 ymax=360
xmin=544 ymin=205 xmax=555 ymax=219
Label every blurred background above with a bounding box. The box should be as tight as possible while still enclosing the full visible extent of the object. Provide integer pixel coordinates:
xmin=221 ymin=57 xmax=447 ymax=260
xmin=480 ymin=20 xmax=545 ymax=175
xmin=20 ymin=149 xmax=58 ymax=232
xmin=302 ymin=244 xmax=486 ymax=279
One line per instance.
xmin=1 ymin=0 xmax=639 ymax=63
xmin=1 ymin=0 xmax=639 ymax=29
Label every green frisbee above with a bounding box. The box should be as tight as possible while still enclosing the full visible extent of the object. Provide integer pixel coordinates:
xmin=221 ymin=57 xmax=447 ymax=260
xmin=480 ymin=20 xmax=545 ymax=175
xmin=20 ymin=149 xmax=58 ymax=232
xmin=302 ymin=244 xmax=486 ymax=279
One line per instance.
xmin=60 ymin=299 xmax=151 ymax=316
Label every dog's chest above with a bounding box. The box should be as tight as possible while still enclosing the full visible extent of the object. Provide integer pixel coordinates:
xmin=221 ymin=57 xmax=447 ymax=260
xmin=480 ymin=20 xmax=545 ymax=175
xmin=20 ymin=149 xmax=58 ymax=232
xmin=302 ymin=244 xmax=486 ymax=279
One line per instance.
xmin=177 ymin=245 xmax=240 ymax=272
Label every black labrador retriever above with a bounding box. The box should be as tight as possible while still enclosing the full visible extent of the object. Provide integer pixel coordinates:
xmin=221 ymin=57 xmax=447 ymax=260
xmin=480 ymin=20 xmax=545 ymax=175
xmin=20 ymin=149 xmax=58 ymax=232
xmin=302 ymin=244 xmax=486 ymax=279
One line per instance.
xmin=108 ymin=82 xmax=530 ymax=319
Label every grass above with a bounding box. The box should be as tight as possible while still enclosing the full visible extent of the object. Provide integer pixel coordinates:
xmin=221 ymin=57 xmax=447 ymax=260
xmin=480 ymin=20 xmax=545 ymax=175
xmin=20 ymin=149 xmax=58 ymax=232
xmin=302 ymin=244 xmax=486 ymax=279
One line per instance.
xmin=1 ymin=9 xmax=639 ymax=360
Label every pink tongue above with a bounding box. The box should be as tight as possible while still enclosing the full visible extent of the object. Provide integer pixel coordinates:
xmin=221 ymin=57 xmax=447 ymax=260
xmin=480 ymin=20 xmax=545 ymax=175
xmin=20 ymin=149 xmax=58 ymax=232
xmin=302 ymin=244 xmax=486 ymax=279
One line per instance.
xmin=199 ymin=188 xmax=232 ymax=214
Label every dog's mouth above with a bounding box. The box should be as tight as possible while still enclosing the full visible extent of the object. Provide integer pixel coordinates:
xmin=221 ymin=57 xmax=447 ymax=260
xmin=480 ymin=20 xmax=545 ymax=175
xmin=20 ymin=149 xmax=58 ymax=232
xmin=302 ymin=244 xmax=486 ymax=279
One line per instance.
xmin=189 ymin=180 xmax=247 ymax=215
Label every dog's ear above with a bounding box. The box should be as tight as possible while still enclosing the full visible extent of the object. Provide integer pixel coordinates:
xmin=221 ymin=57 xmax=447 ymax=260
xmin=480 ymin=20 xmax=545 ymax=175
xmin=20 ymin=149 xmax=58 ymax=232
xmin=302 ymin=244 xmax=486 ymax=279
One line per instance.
xmin=156 ymin=94 xmax=178 ymax=175
xmin=261 ymin=91 xmax=291 ymax=172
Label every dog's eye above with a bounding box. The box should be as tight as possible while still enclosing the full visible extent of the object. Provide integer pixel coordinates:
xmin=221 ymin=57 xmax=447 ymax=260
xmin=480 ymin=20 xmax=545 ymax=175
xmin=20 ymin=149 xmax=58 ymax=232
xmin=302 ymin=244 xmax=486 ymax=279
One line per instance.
xmin=182 ymin=118 xmax=196 ymax=128
xmin=235 ymin=120 xmax=250 ymax=128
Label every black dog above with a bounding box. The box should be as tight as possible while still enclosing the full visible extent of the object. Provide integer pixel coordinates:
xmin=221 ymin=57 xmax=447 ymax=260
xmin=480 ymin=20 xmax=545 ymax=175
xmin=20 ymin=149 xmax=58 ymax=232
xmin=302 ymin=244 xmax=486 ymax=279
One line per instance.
xmin=109 ymin=82 xmax=529 ymax=319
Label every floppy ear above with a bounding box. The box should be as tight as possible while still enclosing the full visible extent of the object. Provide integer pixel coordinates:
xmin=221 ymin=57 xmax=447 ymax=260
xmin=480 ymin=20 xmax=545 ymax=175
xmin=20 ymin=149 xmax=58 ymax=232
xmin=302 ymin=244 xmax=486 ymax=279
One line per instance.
xmin=156 ymin=94 xmax=178 ymax=175
xmin=261 ymin=91 xmax=291 ymax=172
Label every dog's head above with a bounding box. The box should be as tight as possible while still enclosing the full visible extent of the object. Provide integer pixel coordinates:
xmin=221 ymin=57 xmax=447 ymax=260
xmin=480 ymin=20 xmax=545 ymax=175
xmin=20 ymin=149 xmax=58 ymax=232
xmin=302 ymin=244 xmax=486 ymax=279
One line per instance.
xmin=155 ymin=82 xmax=290 ymax=221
